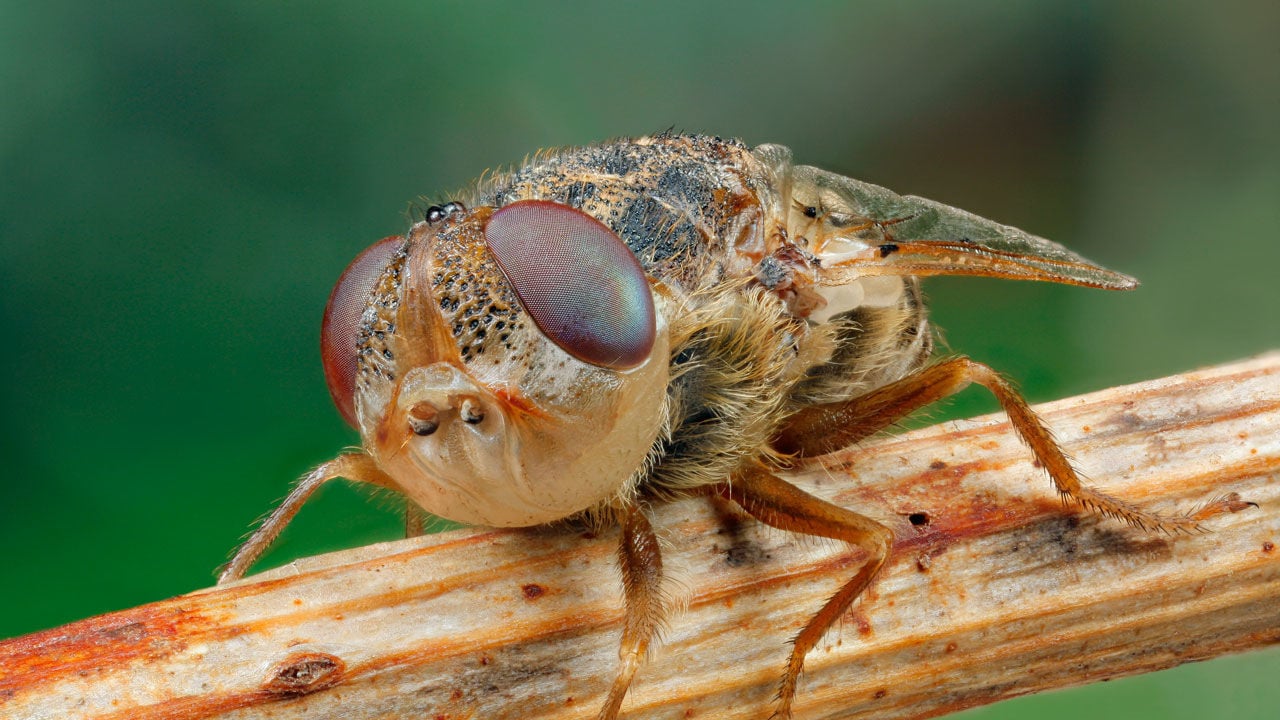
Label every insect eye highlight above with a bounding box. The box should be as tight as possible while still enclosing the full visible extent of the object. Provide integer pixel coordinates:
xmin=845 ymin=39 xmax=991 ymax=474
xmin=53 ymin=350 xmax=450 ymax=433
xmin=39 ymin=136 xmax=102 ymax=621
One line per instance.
xmin=483 ymin=200 xmax=656 ymax=370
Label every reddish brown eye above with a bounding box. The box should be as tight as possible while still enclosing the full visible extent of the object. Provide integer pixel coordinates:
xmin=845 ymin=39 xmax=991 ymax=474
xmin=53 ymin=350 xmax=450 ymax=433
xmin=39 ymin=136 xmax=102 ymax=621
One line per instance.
xmin=321 ymin=235 xmax=402 ymax=427
xmin=484 ymin=200 xmax=656 ymax=369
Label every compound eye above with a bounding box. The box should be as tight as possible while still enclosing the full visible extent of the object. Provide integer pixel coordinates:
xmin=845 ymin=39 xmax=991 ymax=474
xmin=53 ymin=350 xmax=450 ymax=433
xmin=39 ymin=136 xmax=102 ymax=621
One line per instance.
xmin=484 ymin=200 xmax=656 ymax=370
xmin=321 ymin=235 xmax=402 ymax=427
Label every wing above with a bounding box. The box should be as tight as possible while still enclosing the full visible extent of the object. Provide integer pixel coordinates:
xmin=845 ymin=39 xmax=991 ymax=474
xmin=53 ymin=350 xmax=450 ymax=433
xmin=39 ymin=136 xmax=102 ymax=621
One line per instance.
xmin=787 ymin=163 xmax=1137 ymax=290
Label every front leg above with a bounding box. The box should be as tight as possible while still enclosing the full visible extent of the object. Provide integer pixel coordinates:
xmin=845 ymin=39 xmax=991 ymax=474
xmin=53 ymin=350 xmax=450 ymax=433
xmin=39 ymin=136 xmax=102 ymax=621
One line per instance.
xmin=598 ymin=503 xmax=666 ymax=720
xmin=219 ymin=452 xmax=396 ymax=583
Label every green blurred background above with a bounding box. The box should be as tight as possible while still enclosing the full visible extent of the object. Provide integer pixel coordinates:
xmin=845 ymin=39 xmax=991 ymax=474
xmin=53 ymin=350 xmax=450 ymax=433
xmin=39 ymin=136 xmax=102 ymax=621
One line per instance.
xmin=2 ymin=1 xmax=1276 ymax=717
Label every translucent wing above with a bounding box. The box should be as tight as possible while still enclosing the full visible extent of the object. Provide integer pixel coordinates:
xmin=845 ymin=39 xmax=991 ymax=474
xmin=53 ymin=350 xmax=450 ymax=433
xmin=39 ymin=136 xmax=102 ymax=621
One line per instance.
xmin=788 ymin=163 xmax=1137 ymax=290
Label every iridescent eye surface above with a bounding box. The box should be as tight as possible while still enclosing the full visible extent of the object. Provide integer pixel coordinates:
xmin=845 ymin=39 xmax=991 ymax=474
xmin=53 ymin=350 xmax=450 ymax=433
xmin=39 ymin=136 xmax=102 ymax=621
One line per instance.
xmin=321 ymin=235 xmax=401 ymax=427
xmin=484 ymin=200 xmax=656 ymax=370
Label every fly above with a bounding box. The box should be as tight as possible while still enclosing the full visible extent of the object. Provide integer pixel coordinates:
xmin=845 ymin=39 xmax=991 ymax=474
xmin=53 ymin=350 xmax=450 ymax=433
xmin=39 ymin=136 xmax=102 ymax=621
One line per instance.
xmin=220 ymin=133 xmax=1242 ymax=719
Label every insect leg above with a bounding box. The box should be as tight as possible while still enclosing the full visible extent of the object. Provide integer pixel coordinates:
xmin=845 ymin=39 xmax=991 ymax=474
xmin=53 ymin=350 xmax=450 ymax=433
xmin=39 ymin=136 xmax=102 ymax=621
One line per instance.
xmin=219 ymin=452 xmax=396 ymax=583
xmin=598 ymin=503 xmax=666 ymax=720
xmin=774 ymin=356 xmax=1222 ymax=533
xmin=772 ymin=357 xmax=982 ymax=458
xmin=404 ymin=504 xmax=431 ymax=538
xmin=721 ymin=466 xmax=893 ymax=720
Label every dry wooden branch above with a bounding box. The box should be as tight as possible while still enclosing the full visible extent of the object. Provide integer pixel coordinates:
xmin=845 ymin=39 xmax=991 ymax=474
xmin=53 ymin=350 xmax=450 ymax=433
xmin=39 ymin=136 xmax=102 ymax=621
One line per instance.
xmin=3 ymin=354 xmax=1278 ymax=720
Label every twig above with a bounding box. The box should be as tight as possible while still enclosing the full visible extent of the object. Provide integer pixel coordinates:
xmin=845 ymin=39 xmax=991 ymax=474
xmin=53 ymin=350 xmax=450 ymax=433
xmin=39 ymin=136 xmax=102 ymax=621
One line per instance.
xmin=2 ymin=353 xmax=1278 ymax=720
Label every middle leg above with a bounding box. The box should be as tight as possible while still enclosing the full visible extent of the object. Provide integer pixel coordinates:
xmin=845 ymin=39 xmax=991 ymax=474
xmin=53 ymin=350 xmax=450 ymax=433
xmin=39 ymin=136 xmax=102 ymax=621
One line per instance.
xmin=720 ymin=465 xmax=893 ymax=720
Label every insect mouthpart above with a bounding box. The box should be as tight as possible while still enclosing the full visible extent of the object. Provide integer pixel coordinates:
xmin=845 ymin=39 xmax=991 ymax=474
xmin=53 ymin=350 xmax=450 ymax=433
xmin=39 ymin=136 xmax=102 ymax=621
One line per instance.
xmin=406 ymin=402 xmax=439 ymax=436
xmin=459 ymin=397 xmax=485 ymax=424
xmin=403 ymin=394 xmax=486 ymax=438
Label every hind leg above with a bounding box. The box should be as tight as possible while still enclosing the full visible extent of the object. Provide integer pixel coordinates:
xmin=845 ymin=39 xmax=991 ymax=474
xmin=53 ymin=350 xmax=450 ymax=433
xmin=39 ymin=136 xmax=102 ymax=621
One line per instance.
xmin=772 ymin=356 xmax=1234 ymax=533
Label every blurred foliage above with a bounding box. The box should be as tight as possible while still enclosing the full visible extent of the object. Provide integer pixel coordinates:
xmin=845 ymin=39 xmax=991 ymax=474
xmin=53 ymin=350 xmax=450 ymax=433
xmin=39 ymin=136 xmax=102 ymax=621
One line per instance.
xmin=2 ymin=1 xmax=1276 ymax=718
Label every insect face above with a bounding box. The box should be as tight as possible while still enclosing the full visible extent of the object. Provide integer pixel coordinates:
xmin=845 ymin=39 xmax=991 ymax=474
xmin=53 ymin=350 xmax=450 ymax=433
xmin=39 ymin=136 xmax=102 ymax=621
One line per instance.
xmin=323 ymin=203 xmax=669 ymax=527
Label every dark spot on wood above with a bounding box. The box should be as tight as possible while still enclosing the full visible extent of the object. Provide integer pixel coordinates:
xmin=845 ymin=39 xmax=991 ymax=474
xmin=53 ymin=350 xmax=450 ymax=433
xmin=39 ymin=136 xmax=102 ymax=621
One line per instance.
xmin=908 ymin=512 xmax=929 ymax=526
xmin=1117 ymin=412 xmax=1144 ymax=429
xmin=873 ymin=688 xmax=888 ymax=699
xmin=1048 ymin=516 xmax=1082 ymax=557
xmin=1092 ymin=523 xmax=1170 ymax=558
xmin=929 ymin=460 xmax=947 ymax=470
xmin=878 ymin=243 xmax=898 ymax=257
xmin=1264 ymin=541 xmax=1275 ymax=553
xmin=521 ymin=583 xmax=545 ymax=600
xmin=945 ymin=641 xmax=958 ymax=653
xmin=262 ymin=652 xmax=345 ymax=696
xmin=725 ymin=539 xmax=768 ymax=567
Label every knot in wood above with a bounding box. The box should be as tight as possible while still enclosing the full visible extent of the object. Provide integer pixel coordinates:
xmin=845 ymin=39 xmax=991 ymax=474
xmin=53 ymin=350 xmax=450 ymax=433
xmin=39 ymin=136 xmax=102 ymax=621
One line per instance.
xmin=262 ymin=652 xmax=345 ymax=696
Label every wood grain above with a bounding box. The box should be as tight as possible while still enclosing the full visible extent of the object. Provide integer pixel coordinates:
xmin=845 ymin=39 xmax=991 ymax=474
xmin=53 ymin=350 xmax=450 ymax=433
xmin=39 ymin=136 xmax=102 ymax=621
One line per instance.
xmin=2 ymin=353 xmax=1277 ymax=720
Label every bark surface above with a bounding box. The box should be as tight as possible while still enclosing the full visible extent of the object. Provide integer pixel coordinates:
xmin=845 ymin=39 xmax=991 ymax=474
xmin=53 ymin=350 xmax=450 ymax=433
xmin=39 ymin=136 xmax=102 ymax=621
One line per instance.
xmin=2 ymin=354 xmax=1277 ymax=720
